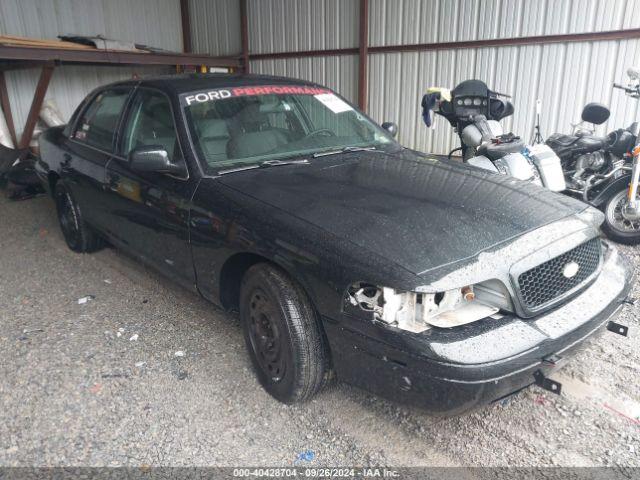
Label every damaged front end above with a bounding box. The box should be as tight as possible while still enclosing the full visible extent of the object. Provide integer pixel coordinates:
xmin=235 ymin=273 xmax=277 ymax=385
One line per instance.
xmin=328 ymin=212 xmax=632 ymax=414
xmin=346 ymin=281 xmax=506 ymax=332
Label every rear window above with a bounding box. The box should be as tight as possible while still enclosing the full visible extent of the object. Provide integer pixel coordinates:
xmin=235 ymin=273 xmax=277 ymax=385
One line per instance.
xmin=73 ymin=89 xmax=130 ymax=151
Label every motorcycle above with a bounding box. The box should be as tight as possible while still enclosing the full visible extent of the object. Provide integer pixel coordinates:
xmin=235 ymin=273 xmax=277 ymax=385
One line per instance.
xmin=421 ymin=79 xmax=567 ymax=192
xmin=546 ymin=67 xmax=640 ymax=244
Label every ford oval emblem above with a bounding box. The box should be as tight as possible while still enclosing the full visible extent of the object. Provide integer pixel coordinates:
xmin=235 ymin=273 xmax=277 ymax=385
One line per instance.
xmin=562 ymin=261 xmax=580 ymax=279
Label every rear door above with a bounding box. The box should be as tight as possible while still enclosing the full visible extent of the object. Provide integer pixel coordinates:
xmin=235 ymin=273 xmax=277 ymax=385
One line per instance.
xmin=104 ymin=87 xmax=198 ymax=287
xmin=65 ymin=87 xmax=132 ymax=230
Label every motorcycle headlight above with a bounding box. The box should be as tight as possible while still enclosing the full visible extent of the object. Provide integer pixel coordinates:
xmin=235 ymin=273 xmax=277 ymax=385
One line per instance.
xmin=346 ymin=282 xmax=504 ymax=333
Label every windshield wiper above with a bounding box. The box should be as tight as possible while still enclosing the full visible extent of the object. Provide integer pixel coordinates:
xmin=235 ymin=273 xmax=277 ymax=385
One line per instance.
xmin=217 ymin=158 xmax=309 ymax=175
xmin=312 ymin=146 xmax=381 ymax=158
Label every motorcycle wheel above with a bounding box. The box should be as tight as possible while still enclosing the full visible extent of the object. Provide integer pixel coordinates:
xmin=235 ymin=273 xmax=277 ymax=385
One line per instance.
xmin=601 ymin=189 xmax=640 ymax=245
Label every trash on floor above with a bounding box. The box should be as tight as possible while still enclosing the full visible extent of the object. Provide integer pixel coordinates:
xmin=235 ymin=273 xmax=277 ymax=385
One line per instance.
xmin=77 ymin=295 xmax=95 ymax=305
xmin=129 ymin=334 xmax=139 ymax=342
xmin=175 ymin=351 xmax=186 ymax=357
xmin=295 ymin=450 xmax=316 ymax=463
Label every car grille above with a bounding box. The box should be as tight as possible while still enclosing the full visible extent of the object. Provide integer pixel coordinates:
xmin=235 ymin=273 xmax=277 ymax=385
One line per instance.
xmin=517 ymin=238 xmax=602 ymax=311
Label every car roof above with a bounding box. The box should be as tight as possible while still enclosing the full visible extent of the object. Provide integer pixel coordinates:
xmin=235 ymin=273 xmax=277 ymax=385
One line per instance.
xmin=108 ymin=73 xmax=324 ymax=96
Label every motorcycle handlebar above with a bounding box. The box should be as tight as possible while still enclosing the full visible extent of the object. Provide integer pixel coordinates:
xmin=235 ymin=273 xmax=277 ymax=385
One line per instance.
xmin=613 ymin=82 xmax=640 ymax=94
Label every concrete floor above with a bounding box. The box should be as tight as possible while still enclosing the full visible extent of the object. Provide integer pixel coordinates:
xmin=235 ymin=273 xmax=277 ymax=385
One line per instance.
xmin=1 ymin=194 xmax=639 ymax=468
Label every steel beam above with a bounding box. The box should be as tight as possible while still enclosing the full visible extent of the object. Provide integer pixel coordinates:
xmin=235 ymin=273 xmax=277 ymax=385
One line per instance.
xmin=240 ymin=0 xmax=250 ymax=73
xmin=180 ymin=0 xmax=192 ymax=53
xmin=357 ymin=0 xmax=369 ymax=111
xmin=248 ymin=28 xmax=640 ymax=61
xmin=0 ymin=45 xmax=240 ymax=68
xmin=0 ymin=70 xmax=17 ymax=146
xmin=19 ymin=65 xmax=54 ymax=149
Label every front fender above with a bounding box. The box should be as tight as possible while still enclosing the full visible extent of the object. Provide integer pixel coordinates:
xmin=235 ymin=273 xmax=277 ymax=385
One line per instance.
xmin=589 ymin=173 xmax=631 ymax=208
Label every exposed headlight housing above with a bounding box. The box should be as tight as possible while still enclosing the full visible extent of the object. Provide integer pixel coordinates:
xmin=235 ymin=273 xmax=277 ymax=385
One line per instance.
xmin=347 ymin=282 xmax=506 ymax=333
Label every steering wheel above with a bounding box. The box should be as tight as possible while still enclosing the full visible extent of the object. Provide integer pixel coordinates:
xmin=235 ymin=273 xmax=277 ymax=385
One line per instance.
xmin=306 ymin=128 xmax=336 ymax=138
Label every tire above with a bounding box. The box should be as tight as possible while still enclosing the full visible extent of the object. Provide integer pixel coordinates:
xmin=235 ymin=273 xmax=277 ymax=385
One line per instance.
xmin=239 ymin=263 xmax=331 ymax=403
xmin=600 ymin=189 xmax=640 ymax=245
xmin=54 ymin=182 xmax=103 ymax=253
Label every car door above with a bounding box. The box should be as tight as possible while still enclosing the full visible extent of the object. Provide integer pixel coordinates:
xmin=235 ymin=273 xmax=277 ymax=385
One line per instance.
xmin=63 ymin=87 xmax=132 ymax=230
xmin=104 ymin=87 xmax=198 ymax=288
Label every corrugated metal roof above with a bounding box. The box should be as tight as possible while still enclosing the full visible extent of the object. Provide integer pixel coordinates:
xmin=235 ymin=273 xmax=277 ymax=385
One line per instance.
xmin=189 ymin=0 xmax=242 ymax=55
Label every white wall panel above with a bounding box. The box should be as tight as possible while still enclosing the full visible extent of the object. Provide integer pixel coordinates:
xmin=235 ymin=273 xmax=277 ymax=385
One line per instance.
xmin=189 ymin=0 xmax=242 ymax=55
xmin=250 ymin=55 xmax=358 ymax=103
xmin=0 ymin=0 xmax=180 ymax=137
xmin=247 ymin=0 xmax=359 ymax=54
xmin=366 ymin=0 xmax=640 ymax=154
xmin=5 ymin=66 xmax=169 ymax=138
xmin=0 ymin=0 xmax=182 ymax=51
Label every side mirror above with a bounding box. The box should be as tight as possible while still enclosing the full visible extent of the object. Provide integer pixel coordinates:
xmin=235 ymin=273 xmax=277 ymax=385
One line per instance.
xmin=129 ymin=146 xmax=185 ymax=175
xmin=381 ymin=122 xmax=398 ymax=137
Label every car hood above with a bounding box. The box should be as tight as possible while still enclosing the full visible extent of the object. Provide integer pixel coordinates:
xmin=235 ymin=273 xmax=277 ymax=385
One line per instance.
xmin=216 ymin=149 xmax=589 ymax=276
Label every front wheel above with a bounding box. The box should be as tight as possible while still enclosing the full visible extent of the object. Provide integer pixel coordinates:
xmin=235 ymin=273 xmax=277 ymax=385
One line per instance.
xmin=239 ymin=263 xmax=332 ymax=403
xmin=601 ymin=189 xmax=640 ymax=245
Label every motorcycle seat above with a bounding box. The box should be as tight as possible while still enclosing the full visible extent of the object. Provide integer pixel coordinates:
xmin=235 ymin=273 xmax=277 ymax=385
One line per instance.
xmin=477 ymin=139 xmax=525 ymax=160
xmin=546 ymin=133 xmax=604 ymax=157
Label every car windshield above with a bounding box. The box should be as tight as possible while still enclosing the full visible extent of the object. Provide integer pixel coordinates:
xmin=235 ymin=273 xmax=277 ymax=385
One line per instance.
xmin=182 ymin=85 xmax=397 ymax=174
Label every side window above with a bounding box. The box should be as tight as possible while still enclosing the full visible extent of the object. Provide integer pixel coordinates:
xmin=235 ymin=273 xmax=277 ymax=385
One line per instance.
xmin=73 ymin=89 xmax=130 ymax=151
xmin=121 ymin=89 xmax=183 ymax=163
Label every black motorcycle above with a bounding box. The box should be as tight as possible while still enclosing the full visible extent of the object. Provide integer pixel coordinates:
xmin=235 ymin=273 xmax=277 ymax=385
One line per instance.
xmin=546 ymin=68 xmax=640 ymax=245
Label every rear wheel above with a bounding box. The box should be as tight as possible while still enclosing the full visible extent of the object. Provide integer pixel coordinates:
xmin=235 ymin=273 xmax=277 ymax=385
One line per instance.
xmin=54 ymin=182 xmax=103 ymax=253
xmin=601 ymin=189 xmax=640 ymax=245
xmin=239 ymin=263 xmax=331 ymax=403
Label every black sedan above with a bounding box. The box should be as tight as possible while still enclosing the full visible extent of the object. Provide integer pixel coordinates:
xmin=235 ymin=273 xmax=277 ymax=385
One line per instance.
xmin=37 ymin=74 xmax=632 ymax=415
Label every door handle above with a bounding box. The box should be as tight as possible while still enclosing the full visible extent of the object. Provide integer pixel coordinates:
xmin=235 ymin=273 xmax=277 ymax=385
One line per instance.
xmin=106 ymin=172 xmax=119 ymax=192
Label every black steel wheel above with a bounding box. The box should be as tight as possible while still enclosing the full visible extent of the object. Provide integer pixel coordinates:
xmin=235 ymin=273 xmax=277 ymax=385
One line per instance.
xmin=247 ymin=288 xmax=287 ymax=382
xmin=240 ymin=263 xmax=332 ymax=403
xmin=54 ymin=182 xmax=103 ymax=253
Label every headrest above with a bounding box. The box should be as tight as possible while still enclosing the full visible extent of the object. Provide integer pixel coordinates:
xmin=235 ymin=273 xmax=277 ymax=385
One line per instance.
xmin=200 ymin=118 xmax=229 ymax=138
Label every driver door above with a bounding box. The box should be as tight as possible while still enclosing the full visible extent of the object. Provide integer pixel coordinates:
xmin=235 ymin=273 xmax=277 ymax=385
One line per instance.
xmin=104 ymin=87 xmax=198 ymax=288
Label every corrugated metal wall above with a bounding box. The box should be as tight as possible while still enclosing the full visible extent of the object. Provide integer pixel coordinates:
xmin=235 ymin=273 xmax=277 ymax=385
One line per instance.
xmin=247 ymin=0 xmax=360 ymax=103
xmin=367 ymin=0 xmax=640 ymax=154
xmin=0 ymin=0 xmax=182 ymax=137
xmin=189 ymin=0 xmax=242 ymax=55
xmin=238 ymin=0 xmax=640 ymax=154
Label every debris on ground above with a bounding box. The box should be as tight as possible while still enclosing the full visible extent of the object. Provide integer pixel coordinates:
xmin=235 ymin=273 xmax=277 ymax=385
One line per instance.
xmin=129 ymin=334 xmax=139 ymax=342
xmin=295 ymin=450 xmax=316 ymax=463
xmin=174 ymin=351 xmax=185 ymax=357
xmin=89 ymin=383 xmax=102 ymax=394
xmin=77 ymin=295 xmax=95 ymax=305
xmin=22 ymin=328 xmax=43 ymax=335
xmin=135 ymin=361 xmax=146 ymax=368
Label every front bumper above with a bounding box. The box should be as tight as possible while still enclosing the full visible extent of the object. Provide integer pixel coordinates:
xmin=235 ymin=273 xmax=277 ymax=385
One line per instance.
xmin=323 ymin=243 xmax=632 ymax=415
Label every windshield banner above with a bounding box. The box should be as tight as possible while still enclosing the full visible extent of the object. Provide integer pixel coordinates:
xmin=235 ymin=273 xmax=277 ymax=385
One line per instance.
xmin=183 ymin=85 xmax=331 ymax=106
